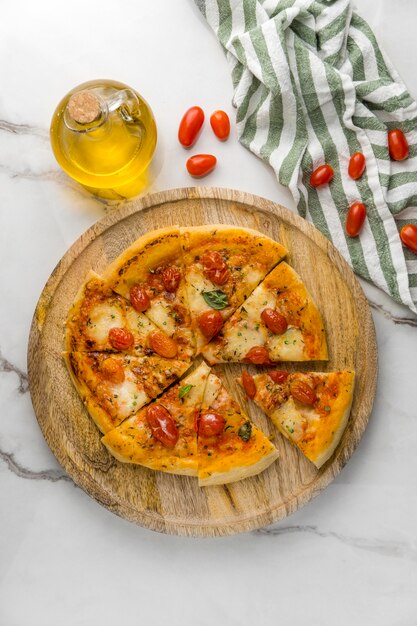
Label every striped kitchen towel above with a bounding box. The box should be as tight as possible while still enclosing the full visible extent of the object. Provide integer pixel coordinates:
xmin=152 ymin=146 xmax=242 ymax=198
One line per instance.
xmin=195 ymin=0 xmax=417 ymax=313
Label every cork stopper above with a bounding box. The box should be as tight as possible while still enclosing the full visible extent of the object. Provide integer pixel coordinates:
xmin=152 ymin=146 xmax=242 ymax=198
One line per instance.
xmin=67 ymin=91 xmax=101 ymax=124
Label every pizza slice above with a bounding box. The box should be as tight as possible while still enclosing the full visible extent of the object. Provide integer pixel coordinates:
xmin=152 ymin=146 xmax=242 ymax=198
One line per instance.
xmin=101 ymin=227 xmax=195 ymax=360
xmin=180 ymin=225 xmax=287 ymax=351
xmin=238 ymin=369 xmax=355 ymax=468
xmin=64 ymin=351 xmax=192 ymax=434
xmin=202 ymin=262 xmax=328 ymax=364
xmin=65 ymin=270 xmax=191 ymax=363
xmin=101 ymin=362 xmax=211 ymax=475
xmin=196 ymin=372 xmax=279 ymax=486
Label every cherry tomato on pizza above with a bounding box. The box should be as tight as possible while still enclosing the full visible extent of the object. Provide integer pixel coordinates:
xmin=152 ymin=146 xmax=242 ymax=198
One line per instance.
xmin=198 ymin=310 xmax=223 ymax=338
xmin=261 ymin=308 xmax=288 ymax=334
xmin=130 ymin=285 xmax=150 ymax=312
xmin=198 ymin=411 xmax=226 ymax=437
xmin=290 ymin=380 xmax=317 ymax=405
xmin=108 ymin=327 xmax=134 ymax=350
xmin=242 ymin=371 xmax=256 ymax=399
xmin=148 ymin=330 xmax=178 ymax=358
xmin=146 ymin=404 xmax=179 ymax=448
xmin=244 ymin=346 xmax=271 ymax=365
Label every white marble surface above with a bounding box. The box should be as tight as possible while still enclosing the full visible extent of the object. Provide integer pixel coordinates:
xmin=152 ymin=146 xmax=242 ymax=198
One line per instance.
xmin=1 ymin=1 xmax=417 ymax=624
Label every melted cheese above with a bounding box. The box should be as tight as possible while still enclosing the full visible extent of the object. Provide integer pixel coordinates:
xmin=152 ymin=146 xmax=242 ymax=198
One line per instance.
xmin=185 ymin=268 xmax=217 ymax=316
xmin=146 ymin=298 xmax=176 ymax=337
xmin=87 ymin=304 xmax=124 ymax=342
xmin=267 ymin=327 xmax=305 ymax=360
xmin=125 ymin=309 xmax=155 ymax=337
xmin=110 ymin=377 xmax=149 ymax=419
xmin=272 ymin=397 xmax=315 ymax=442
xmin=202 ymin=373 xmax=223 ymax=409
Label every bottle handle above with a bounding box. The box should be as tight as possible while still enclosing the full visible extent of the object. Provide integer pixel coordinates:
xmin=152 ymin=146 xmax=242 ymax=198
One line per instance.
xmin=106 ymin=89 xmax=140 ymax=122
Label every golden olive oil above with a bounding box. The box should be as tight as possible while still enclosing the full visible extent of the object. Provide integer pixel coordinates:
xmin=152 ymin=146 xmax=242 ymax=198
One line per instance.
xmin=50 ymin=79 xmax=157 ymax=198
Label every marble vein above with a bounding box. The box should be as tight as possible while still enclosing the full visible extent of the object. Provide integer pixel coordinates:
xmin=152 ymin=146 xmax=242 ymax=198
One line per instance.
xmin=0 ymin=118 xmax=48 ymax=139
xmin=0 ymin=350 xmax=28 ymax=394
xmin=253 ymin=524 xmax=417 ymax=561
xmin=0 ymin=448 xmax=72 ymax=483
xmin=370 ymin=300 xmax=417 ymax=327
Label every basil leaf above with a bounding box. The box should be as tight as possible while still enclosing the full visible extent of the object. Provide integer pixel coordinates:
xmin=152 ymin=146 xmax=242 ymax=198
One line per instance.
xmin=238 ymin=421 xmax=252 ymax=442
xmin=179 ymin=384 xmax=193 ymax=399
xmin=202 ymin=290 xmax=228 ymax=310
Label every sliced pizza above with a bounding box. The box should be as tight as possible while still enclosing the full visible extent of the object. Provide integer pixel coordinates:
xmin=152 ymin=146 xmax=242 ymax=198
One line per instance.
xmin=101 ymin=362 xmax=210 ymax=475
xmin=202 ymin=262 xmax=328 ymax=364
xmin=180 ymin=225 xmax=287 ymax=351
xmin=101 ymin=227 xmax=195 ymax=360
xmin=196 ymin=372 xmax=279 ymax=486
xmin=239 ymin=369 xmax=355 ymax=468
xmin=64 ymin=351 xmax=192 ymax=434
xmin=65 ymin=270 xmax=191 ymax=363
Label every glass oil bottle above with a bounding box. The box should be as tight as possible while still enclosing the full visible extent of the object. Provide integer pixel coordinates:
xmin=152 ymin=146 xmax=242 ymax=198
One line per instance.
xmin=50 ymin=79 xmax=157 ymax=198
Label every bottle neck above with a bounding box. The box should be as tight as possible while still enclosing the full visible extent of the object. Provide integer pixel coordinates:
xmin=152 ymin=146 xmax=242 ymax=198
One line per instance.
xmin=64 ymin=92 xmax=108 ymax=134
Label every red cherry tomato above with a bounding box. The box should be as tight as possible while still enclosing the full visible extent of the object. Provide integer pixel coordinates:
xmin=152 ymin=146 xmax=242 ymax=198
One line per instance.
xmin=178 ymin=106 xmax=204 ymax=148
xmin=210 ymin=110 xmax=230 ymax=141
xmin=260 ymin=308 xmax=288 ymax=334
xmin=146 ymin=404 xmax=179 ymax=448
xmin=348 ymin=152 xmax=366 ymax=180
xmin=130 ymin=285 xmax=150 ymax=312
xmin=108 ymin=327 xmax=134 ymax=350
xmin=244 ymin=346 xmax=271 ymax=365
xmin=310 ymin=164 xmax=334 ymax=188
xmin=400 ymin=224 xmax=417 ymax=254
xmin=269 ymin=370 xmax=289 ymax=384
xmin=388 ymin=129 xmax=409 ymax=161
xmin=290 ymin=380 xmax=317 ymax=405
xmin=198 ymin=310 xmax=223 ymax=338
xmin=241 ymin=371 xmax=256 ymax=399
xmin=148 ymin=330 xmax=178 ymax=358
xmin=162 ymin=266 xmax=181 ymax=292
xmin=201 ymin=251 xmax=230 ymax=285
xmin=346 ymin=202 xmax=366 ymax=237
xmin=198 ymin=411 xmax=226 ymax=437
xmin=100 ymin=357 xmax=125 ymax=384
xmin=186 ymin=154 xmax=217 ymax=178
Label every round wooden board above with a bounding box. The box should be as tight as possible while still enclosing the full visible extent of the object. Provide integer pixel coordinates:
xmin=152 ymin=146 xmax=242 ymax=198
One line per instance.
xmin=28 ymin=187 xmax=377 ymax=537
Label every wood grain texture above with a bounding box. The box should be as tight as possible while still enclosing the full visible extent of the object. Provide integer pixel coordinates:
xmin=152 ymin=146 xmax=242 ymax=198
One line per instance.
xmin=27 ymin=187 xmax=378 ymax=537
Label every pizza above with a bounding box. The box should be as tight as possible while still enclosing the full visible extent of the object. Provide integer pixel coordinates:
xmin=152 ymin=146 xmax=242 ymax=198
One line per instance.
xmin=196 ymin=371 xmax=279 ymax=486
xmin=238 ymin=369 xmax=355 ymax=468
xmin=65 ymin=270 xmax=191 ymax=362
xmin=64 ymin=351 xmax=191 ymax=434
xmin=202 ymin=262 xmax=328 ymax=364
xmin=101 ymin=227 xmax=195 ymax=361
xmin=63 ymin=223 xmax=353 ymax=486
xmin=101 ymin=363 xmax=279 ymax=485
xmin=180 ymin=225 xmax=287 ymax=350
xmin=102 ymin=362 xmax=210 ymax=475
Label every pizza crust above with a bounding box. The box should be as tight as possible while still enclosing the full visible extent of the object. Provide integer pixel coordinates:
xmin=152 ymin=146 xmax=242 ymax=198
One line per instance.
xmin=63 ymin=351 xmax=131 ymax=434
xmin=198 ymin=448 xmax=279 ymax=486
xmin=101 ymin=226 xmax=182 ymax=297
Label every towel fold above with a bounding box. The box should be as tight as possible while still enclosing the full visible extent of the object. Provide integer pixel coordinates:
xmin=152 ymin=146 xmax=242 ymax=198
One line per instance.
xmin=195 ymin=0 xmax=417 ymax=313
